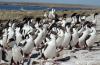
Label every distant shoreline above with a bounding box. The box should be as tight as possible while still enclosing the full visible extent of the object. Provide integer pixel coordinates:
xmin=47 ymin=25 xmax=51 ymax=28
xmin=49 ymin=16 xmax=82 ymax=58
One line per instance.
xmin=0 ymin=2 xmax=99 ymax=21
xmin=0 ymin=2 xmax=98 ymax=9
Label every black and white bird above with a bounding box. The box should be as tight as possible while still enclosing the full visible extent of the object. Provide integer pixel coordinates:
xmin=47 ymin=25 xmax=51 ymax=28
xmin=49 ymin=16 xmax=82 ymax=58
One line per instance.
xmin=86 ymin=26 xmax=96 ymax=50
xmin=92 ymin=13 xmax=98 ymax=25
xmin=7 ymin=25 xmax=15 ymax=43
xmin=56 ymin=26 xmax=64 ymax=48
xmin=1 ymin=28 xmax=8 ymax=47
xmin=15 ymin=27 xmax=23 ymax=46
xmin=22 ymin=34 xmax=35 ymax=55
xmin=43 ymin=31 xmax=57 ymax=59
xmin=78 ymin=24 xmax=91 ymax=49
xmin=70 ymin=26 xmax=79 ymax=49
xmin=11 ymin=45 xmax=23 ymax=65
xmin=62 ymin=23 xmax=71 ymax=48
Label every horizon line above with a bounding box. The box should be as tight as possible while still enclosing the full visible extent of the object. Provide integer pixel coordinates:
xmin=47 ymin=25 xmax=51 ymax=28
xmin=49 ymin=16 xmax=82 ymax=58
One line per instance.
xmin=0 ymin=1 xmax=99 ymax=7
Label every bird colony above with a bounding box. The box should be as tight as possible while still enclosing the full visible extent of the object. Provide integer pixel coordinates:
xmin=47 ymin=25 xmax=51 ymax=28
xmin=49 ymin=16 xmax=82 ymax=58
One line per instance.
xmin=0 ymin=9 xmax=99 ymax=65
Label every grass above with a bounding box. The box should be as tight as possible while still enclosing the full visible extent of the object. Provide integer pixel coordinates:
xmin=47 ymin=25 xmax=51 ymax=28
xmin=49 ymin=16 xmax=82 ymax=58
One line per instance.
xmin=0 ymin=10 xmax=43 ymax=20
xmin=0 ymin=9 xmax=99 ymax=21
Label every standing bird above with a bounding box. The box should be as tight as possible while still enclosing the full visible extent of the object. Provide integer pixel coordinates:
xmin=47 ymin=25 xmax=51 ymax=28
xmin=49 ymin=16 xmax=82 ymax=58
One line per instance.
xmin=56 ymin=27 xmax=64 ymax=48
xmin=7 ymin=26 xmax=14 ymax=43
xmin=22 ymin=34 xmax=35 ymax=55
xmin=11 ymin=45 xmax=23 ymax=65
xmin=22 ymin=21 xmax=33 ymax=37
xmin=71 ymin=13 xmax=77 ymax=27
xmin=15 ymin=27 xmax=23 ymax=46
xmin=70 ymin=27 xmax=79 ymax=49
xmin=48 ymin=8 xmax=55 ymax=19
xmin=78 ymin=24 xmax=91 ymax=49
xmin=34 ymin=27 xmax=44 ymax=47
xmin=43 ymin=31 xmax=57 ymax=59
xmin=62 ymin=23 xmax=71 ymax=48
xmin=34 ymin=24 xmax=47 ymax=47
xmin=2 ymin=28 xmax=8 ymax=47
xmin=86 ymin=26 xmax=96 ymax=50
xmin=92 ymin=13 xmax=98 ymax=25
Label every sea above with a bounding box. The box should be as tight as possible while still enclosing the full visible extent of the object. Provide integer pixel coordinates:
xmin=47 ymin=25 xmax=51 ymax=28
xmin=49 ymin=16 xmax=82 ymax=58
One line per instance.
xmin=0 ymin=5 xmax=81 ymax=11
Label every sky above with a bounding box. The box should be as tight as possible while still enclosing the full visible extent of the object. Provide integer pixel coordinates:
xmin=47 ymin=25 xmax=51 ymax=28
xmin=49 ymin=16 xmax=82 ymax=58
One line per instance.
xmin=0 ymin=0 xmax=100 ymax=6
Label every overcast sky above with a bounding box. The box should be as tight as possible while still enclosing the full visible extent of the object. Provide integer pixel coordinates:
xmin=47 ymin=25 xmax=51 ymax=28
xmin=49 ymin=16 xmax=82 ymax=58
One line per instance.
xmin=0 ymin=0 xmax=100 ymax=6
